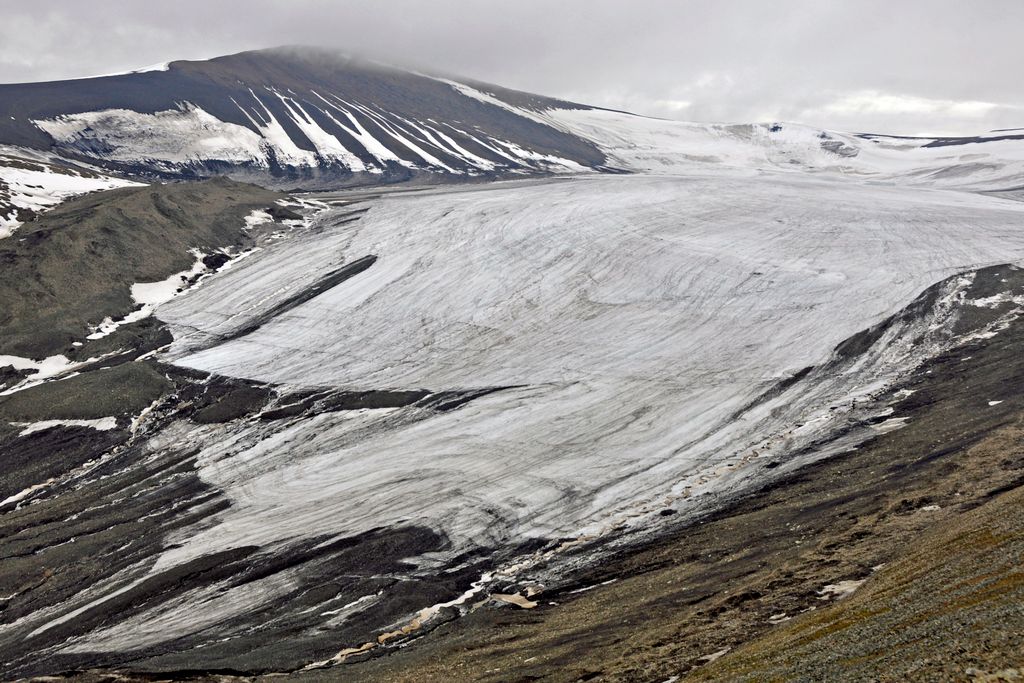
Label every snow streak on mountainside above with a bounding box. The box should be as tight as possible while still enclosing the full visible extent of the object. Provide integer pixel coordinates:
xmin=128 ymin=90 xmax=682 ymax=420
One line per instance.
xmin=2 ymin=46 xmax=1023 ymax=190
xmin=0 ymin=48 xmax=603 ymax=187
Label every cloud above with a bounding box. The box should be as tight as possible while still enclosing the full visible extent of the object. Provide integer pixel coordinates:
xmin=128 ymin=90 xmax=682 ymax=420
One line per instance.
xmin=822 ymin=92 xmax=999 ymax=118
xmin=692 ymin=73 xmax=735 ymax=91
xmin=652 ymin=99 xmax=693 ymax=114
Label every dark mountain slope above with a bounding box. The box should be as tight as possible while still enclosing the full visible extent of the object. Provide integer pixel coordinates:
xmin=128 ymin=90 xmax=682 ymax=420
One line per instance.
xmin=0 ymin=47 xmax=605 ymax=186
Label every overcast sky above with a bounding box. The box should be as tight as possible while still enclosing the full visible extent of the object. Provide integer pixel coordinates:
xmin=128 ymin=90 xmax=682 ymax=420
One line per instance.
xmin=1 ymin=0 xmax=1021 ymax=136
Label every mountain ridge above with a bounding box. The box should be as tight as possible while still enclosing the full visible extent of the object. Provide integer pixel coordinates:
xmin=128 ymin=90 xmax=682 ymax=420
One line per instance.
xmin=0 ymin=47 xmax=607 ymax=186
xmin=1 ymin=46 xmax=1022 ymax=192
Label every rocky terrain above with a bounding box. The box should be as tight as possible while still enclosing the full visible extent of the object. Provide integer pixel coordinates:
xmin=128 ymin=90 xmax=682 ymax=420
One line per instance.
xmin=1 ymin=47 xmax=1024 ymax=682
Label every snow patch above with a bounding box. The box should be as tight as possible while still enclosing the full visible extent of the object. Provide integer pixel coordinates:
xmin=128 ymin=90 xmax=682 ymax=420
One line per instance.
xmin=0 ymin=151 xmax=140 ymax=238
xmin=16 ymin=417 xmax=118 ymax=437
xmin=35 ymin=105 xmax=267 ymax=168
xmin=436 ymin=78 xmax=553 ymax=127
xmin=244 ymin=209 xmax=273 ymax=230
xmin=0 ymin=353 xmax=74 ymax=376
xmin=870 ymin=416 xmax=910 ymax=434
xmin=0 ymin=352 xmax=112 ymax=396
xmin=699 ymin=647 xmax=730 ymax=663
xmin=307 ymin=571 xmax=496 ymax=667
xmin=0 ymin=479 xmax=57 ymax=508
xmin=132 ymin=62 xmax=170 ymax=74
xmin=87 ymin=251 xmax=210 ymax=340
xmin=0 ymin=354 xmax=78 ymax=394
xmin=72 ymin=61 xmax=171 ymax=79
xmin=491 ymin=593 xmax=538 ymax=609
xmin=132 ymin=257 xmax=208 ymax=306
xmin=566 ymin=578 xmax=618 ymax=594
xmin=818 ymin=579 xmax=866 ymax=599
xmin=970 ymin=292 xmax=1024 ymax=308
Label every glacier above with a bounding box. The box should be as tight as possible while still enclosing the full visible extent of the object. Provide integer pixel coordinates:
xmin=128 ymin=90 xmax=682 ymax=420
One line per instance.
xmin=156 ymin=172 xmax=1024 ymax=560
xmin=15 ymin=168 xmax=1019 ymax=661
